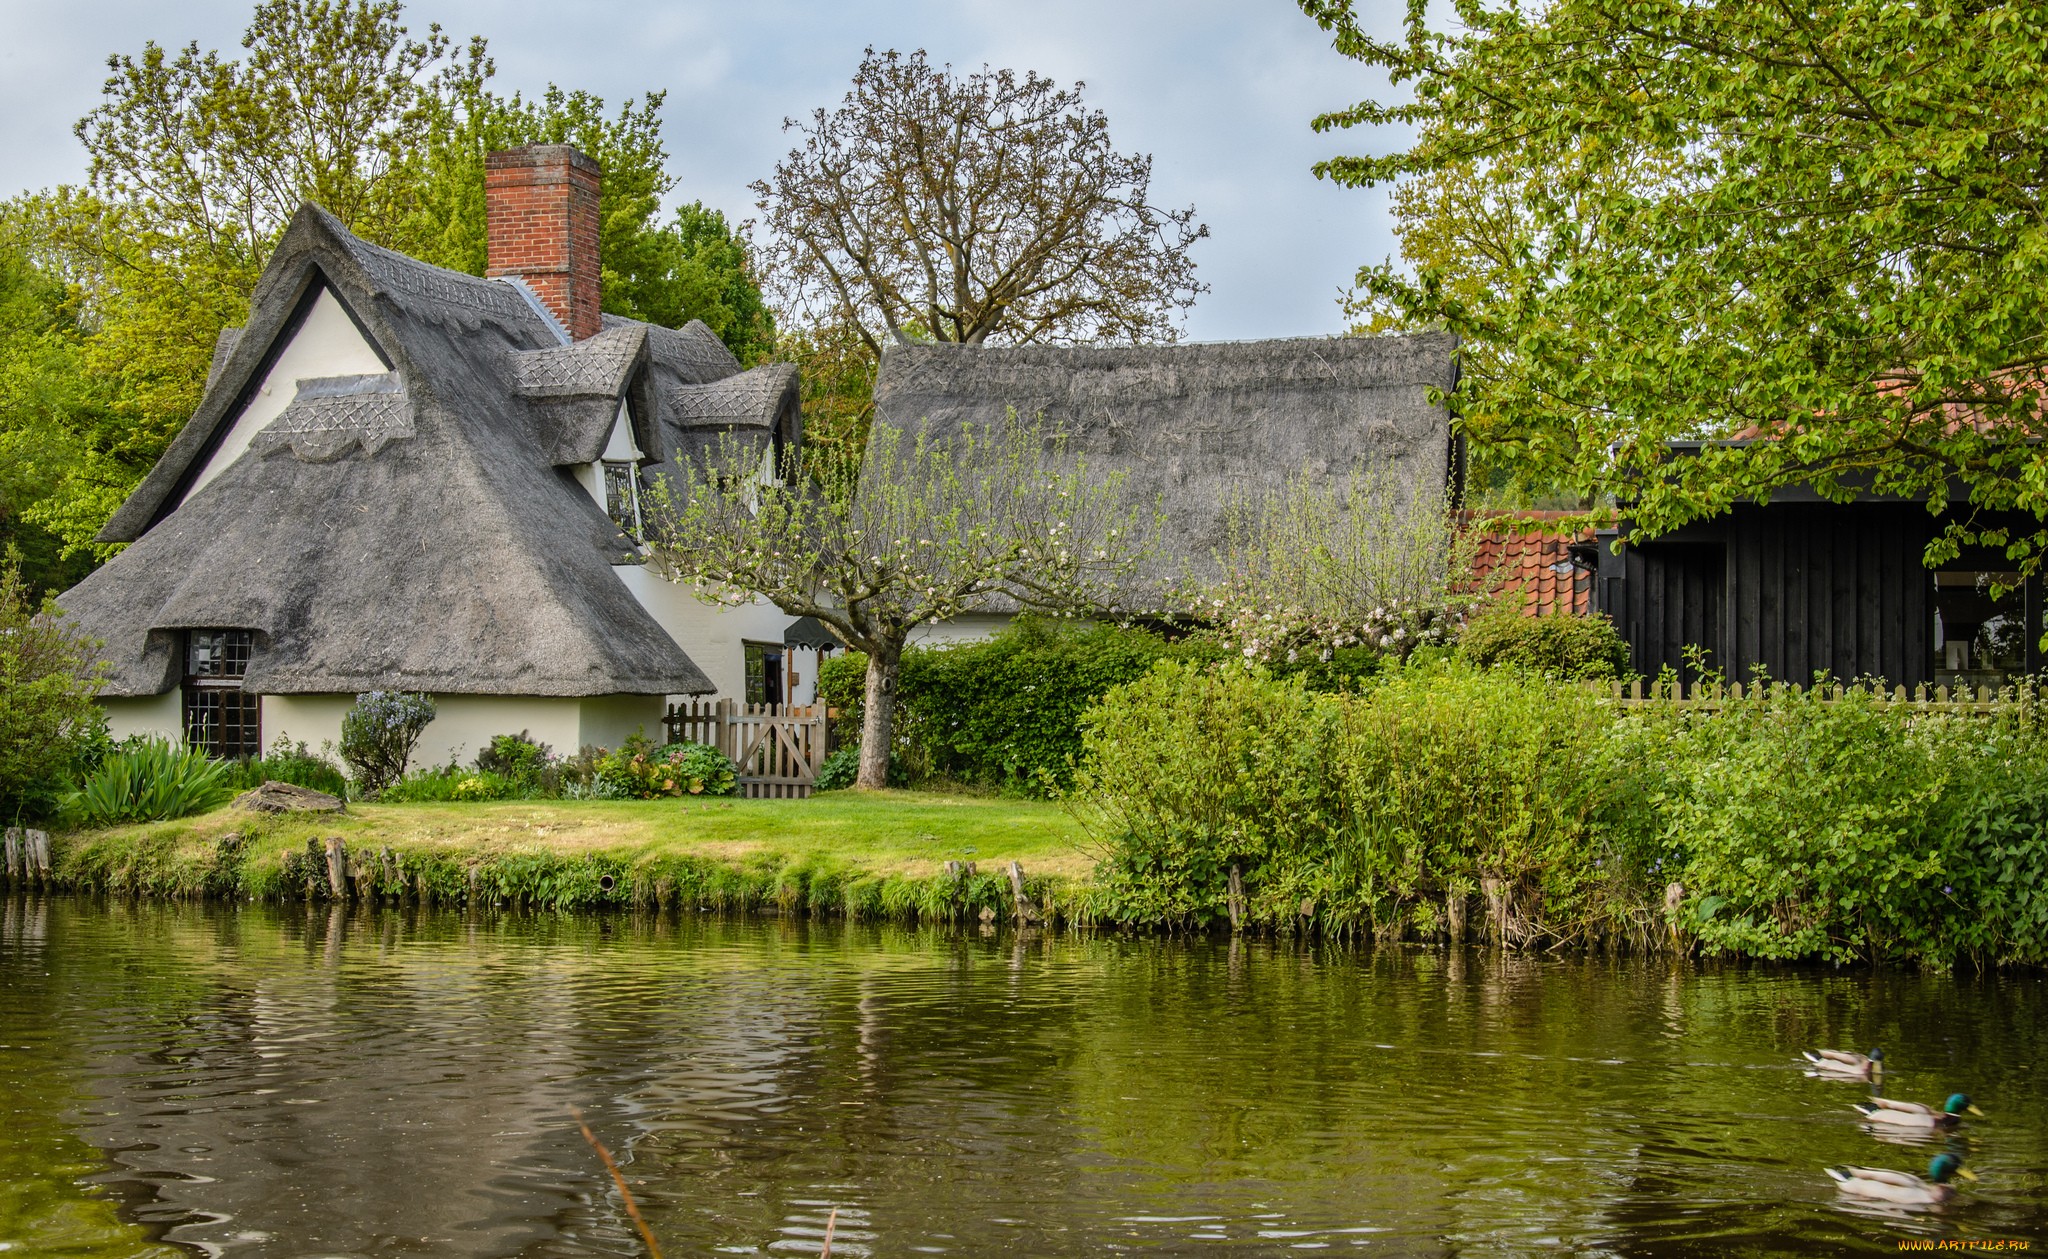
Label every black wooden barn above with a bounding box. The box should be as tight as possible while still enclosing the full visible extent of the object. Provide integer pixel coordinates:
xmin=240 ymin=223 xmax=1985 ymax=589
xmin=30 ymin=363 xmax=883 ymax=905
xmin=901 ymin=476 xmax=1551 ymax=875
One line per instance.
xmin=1585 ymin=487 xmax=2045 ymax=690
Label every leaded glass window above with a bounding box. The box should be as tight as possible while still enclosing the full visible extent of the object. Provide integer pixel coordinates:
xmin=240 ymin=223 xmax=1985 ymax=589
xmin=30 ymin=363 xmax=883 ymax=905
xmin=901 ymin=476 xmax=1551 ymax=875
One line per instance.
xmin=183 ymin=629 xmax=261 ymax=760
xmin=604 ymin=460 xmax=644 ymax=541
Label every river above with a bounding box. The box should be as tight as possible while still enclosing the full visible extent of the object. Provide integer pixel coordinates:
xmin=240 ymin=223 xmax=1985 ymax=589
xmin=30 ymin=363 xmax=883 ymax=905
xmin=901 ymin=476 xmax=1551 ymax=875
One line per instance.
xmin=1 ymin=898 xmax=2041 ymax=1256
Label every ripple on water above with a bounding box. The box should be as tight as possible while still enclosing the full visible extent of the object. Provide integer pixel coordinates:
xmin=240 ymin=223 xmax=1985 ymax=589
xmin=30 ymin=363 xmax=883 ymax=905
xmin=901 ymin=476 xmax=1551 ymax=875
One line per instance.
xmin=0 ymin=902 xmax=2043 ymax=1257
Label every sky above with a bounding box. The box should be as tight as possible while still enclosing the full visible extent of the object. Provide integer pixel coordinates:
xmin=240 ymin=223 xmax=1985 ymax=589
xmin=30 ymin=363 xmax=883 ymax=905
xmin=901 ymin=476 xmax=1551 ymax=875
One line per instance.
xmin=0 ymin=0 xmax=1411 ymax=343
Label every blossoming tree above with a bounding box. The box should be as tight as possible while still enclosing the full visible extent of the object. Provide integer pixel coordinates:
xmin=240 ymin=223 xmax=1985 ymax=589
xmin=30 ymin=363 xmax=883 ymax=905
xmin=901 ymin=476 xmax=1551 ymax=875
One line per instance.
xmin=646 ymin=416 xmax=1155 ymax=790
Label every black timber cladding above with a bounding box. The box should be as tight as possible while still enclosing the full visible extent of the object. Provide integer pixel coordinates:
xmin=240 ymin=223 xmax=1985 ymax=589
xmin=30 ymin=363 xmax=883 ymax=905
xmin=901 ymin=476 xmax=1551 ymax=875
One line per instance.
xmin=1596 ymin=502 xmax=2043 ymax=689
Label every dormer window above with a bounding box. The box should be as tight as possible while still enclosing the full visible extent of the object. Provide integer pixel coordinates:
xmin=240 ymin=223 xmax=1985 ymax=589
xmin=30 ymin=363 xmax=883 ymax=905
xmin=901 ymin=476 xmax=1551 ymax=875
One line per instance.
xmin=604 ymin=460 xmax=645 ymax=541
xmin=184 ymin=629 xmax=261 ymax=759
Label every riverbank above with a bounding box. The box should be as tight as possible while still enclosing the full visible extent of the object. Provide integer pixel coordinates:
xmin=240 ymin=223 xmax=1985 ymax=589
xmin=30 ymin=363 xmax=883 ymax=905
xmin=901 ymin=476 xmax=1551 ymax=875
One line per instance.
xmin=43 ymin=792 xmax=1100 ymax=923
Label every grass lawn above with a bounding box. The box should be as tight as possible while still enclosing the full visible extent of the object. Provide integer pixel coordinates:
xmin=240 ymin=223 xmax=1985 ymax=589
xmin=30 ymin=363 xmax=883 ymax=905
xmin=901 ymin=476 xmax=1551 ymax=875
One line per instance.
xmin=63 ymin=789 xmax=1102 ymax=882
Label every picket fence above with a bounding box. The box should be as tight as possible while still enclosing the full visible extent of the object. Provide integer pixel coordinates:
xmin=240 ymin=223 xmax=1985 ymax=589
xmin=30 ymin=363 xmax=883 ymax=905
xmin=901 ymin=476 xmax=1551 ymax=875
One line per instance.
xmin=1602 ymin=678 xmax=2046 ymax=712
xmin=663 ymin=700 xmax=837 ymax=799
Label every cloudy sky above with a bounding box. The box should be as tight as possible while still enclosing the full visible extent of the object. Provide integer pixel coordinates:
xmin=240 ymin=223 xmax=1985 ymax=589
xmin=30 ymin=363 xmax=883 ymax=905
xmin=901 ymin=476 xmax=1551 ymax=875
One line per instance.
xmin=0 ymin=0 xmax=1411 ymax=342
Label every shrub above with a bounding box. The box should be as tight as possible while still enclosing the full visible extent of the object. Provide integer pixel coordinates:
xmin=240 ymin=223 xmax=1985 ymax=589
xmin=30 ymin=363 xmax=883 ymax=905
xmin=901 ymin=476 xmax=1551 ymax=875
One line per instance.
xmin=380 ymin=766 xmax=521 ymax=803
xmin=339 ymin=691 xmax=436 ymax=794
xmin=1074 ymin=661 xmax=2048 ymax=965
xmin=813 ymin=746 xmax=860 ymax=792
xmin=817 ymin=617 xmax=1228 ymax=794
xmin=221 ymin=737 xmax=349 ymax=798
xmin=595 ymin=733 xmax=738 ymax=798
xmin=1456 ymin=607 xmax=1630 ymax=680
xmin=62 ymin=737 xmax=234 ymax=827
xmin=1077 ymin=660 xmax=1642 ymax=937
xmin=810 ymin=743 xmax=907 ymax=791
xmin=476 ymin=730 xmax=559 ymax=792
xmin=0 ymin=558 xmax=108 ymax=821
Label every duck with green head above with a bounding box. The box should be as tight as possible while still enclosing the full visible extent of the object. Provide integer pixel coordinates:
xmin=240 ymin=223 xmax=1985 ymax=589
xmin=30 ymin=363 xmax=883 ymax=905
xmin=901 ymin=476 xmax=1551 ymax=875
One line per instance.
xmin=1825 ymin=1153 xmax=1976 ymax=1205
xmin=1853 ymin=1093 xmax=1983 ymax=1131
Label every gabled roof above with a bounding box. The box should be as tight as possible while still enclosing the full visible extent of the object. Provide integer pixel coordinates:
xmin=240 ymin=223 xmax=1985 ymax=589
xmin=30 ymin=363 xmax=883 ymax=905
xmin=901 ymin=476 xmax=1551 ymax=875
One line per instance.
xmin=63 ymin=204 xmax=794 ymax=699
xmin=872 ymin=334 xmax=1459 ymax=598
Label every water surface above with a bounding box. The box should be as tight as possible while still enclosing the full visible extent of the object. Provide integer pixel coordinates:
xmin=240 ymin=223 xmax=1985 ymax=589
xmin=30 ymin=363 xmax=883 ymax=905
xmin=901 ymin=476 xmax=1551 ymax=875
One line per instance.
xmin=1 ymin=898 xmax=2042 ymax=1256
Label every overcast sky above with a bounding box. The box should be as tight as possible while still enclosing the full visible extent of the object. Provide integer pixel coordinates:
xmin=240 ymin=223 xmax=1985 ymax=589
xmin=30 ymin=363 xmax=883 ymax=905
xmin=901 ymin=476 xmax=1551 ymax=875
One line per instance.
xmin=0 ymin=0 xmax=1410 ymax=343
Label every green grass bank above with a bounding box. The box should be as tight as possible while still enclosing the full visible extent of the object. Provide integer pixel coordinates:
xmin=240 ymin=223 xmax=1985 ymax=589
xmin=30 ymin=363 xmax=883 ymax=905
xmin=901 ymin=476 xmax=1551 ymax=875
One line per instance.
xmin=45 ymin=792 xmax=1100 ymax=924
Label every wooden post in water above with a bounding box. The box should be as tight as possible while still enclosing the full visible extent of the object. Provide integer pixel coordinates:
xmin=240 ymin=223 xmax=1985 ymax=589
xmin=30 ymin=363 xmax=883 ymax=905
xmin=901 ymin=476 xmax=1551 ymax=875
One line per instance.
xmin=1480 ymin=875 xmax=1506 ymax=944
xmin=1226 ymin=862 xmax=1245 ymax=933
xmin=1007 ymin=860 xmax=1040 ymax=926
xmin=2 ymin=827 xmax=18 ymax=887
xmin=28 ymin=831 xmax=50 ymax=888
xmin=324 ymin=837 xmax=348 ymax=902
xmin=380 ymin=846 xmax=398 ymax=900
xmin=1446 ymin=890 xmax=1468 ymax=944
xmin=1664 ymin=881 xmax=1686 ymax=950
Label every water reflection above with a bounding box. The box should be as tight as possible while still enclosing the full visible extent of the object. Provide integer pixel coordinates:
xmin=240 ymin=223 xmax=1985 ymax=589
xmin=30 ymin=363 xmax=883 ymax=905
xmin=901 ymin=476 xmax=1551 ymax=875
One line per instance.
xmin=0 ymin=898 xmax=2042 ymax=1256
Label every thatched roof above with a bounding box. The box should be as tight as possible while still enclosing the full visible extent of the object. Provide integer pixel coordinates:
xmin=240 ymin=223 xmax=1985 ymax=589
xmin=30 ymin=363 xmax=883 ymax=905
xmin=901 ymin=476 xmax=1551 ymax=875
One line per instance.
xmin=63 ymin=205 xmax=793 ymax=699
xmin=872 ymin=335 xmax=1459 ymax=598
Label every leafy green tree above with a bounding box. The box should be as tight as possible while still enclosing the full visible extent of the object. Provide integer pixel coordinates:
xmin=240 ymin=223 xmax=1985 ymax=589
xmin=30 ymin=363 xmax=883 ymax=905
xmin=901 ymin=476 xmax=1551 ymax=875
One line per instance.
xmin=1302 ymin=0 xmax=2048 ymax=568
xmin=0 ymin=555 xmax=107 ymax=821
xmin=17 ymin=0 xmax=770 ymax=559
xmin=646 ymin=418 xmax=1154 ymax=790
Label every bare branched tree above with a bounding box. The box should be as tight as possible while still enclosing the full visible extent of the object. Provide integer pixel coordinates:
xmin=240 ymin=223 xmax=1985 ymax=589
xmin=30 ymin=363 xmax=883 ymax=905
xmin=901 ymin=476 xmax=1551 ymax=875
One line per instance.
xmin=645 ymin=416 xmax=1156 ymax=790
xmin=752 ymin=48 xmax=1207 ymax=358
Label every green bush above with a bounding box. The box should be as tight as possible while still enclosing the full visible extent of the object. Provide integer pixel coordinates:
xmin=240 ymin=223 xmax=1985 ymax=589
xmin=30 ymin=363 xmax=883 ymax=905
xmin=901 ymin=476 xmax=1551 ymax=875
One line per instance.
xmin=594 ymin=733 xmax=738 ymax=798
xmin=339 ymin=691 xmax=436 ymax=794
xmin=476 ymin=730 xmax=559 ymax=792
xmin=1652 ymin=684 xmax=2048 ymax=965
xmin=62 ymin=737 xmax=234 ymax=827
xmin=380 ymin=766 xmax=520 ymax=802
xmin=813 ymin=746 xmax=860 ymax=791
xmin=1078 ymin=660 xmax=1642 ymax=937
xmin=817 ymin=617 xmax=1229 ymax=795
xmin=0 ymin=558 xmax=108 ymax=821
xmin=1074 ymin=662 xmax=2048 ymax=965
xmin=1457 ymin=607 xmax=1630 ymax=680
xmin=221 ymin=737 xmax=349 ymax=798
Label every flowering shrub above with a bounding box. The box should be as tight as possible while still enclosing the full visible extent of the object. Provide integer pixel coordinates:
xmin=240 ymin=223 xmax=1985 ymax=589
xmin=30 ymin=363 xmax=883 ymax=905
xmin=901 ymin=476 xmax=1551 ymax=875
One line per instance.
xmin=595 ymin=734 xmax=738 ymax=798
xmin=1202 ymin=590 xmax=1478 ymax=668
xmin=338 ymin=691 xmax=437 ymax=794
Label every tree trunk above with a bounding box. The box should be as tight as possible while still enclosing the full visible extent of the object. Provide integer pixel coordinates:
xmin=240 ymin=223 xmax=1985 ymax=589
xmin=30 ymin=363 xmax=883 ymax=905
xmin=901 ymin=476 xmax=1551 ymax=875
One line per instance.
xmin=857 ymin=644 xmax=902 ymax=790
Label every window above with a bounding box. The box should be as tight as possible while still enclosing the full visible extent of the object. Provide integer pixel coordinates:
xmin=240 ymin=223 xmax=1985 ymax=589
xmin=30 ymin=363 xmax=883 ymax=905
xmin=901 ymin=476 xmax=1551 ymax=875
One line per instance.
xmin=603 ymin=460 xmax=644 ymax=541
xmin=184 ymin=629 xmax=261 ymax=759
xmin=1932 ymin=571 xmax=2027 ymax=690
xmin=743 ymin=640 xmax=784 ymax=707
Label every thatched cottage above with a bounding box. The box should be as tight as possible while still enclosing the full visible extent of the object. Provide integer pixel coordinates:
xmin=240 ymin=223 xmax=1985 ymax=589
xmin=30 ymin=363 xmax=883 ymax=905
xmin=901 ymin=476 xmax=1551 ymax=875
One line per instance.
xmin=59 ymin=145 xmax=806 ymax=765
xmin=874 ymin=334 xmax=1462 ymax=639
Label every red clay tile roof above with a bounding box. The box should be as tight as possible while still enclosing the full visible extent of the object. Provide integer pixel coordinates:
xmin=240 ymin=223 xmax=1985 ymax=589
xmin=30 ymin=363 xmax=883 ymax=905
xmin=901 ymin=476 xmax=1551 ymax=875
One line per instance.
xmin=1462 ymin=511 xmax=1594 ymax=617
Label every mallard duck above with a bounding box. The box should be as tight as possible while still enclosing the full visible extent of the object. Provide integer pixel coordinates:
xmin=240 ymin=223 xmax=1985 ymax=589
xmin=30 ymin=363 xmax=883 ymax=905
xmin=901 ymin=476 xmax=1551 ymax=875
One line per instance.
xmin=1825 ymin=1153 xmax=1976 ymax=1205
xmin=1803 ymin=1047 xmax=1883 ymax=1078
xmin=1853 ymin=1093 xmax=1983 ymax=1131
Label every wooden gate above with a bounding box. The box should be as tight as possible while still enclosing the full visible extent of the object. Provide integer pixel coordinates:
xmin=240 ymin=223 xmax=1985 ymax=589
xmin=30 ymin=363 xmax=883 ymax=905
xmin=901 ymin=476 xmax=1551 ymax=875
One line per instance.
xmin=662 ymin=700 xmax=834 ymax=799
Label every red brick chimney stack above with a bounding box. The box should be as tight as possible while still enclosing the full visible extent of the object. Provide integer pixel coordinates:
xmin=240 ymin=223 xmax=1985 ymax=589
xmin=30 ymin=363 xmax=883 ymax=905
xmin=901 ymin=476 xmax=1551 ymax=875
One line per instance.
xmin=484 ymin=145 xmax=602 ymax=341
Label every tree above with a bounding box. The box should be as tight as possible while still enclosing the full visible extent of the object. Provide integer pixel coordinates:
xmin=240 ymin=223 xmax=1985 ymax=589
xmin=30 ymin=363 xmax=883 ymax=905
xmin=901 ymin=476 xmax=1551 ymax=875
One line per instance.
xmin=752 ymin=46 xmax=1207 ymax=358
xmin=645 ymin=418 xmax=1155 ymax=790
xmin=18 ymin=0 xmax=771 ymax=559
xmin=1301 ymin=0 xmax=2048 ymax=571
xmin=0 ymin=555 xmax=107 ymax=821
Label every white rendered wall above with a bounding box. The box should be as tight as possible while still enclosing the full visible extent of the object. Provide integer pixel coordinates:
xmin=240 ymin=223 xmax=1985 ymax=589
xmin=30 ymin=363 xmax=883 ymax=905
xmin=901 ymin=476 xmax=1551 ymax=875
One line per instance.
xmin=267 ymin=693 xmax=664 ymax=774
xmin=614 ymin=563 xmax=792 ymax=702
xmin=101 ymin=691 xmax=183 ymax=743
xmin=185 ymin=287 xmax=386 ymax=498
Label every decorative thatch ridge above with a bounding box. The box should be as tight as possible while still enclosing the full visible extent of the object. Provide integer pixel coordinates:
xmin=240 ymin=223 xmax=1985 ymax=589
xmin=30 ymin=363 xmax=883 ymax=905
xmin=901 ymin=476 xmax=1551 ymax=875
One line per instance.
xmin=62 ymin=205 xmax=795 ymax=699
xmin=872 ymin=334 xmax=1459 ymax=600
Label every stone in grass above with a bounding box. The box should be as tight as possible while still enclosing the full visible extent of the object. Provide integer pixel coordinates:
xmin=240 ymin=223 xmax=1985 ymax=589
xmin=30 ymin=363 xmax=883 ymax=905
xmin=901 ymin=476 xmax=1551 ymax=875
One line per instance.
xmin=234 ymin=780 xmax=346 ymax=814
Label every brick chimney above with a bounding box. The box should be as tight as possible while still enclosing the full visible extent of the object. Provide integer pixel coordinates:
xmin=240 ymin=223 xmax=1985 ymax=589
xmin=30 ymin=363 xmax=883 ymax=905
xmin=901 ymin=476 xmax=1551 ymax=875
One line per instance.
xmin=484 ymin=144 xmax=602 ymax=340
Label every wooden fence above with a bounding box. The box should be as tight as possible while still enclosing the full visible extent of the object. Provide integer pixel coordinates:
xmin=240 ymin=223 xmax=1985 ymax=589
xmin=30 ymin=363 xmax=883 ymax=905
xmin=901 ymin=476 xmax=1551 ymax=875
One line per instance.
xmin=663 ymin=700 xmax=836 ymax=799
xmin=1602 ymin=678 xmax=2047 ymax=712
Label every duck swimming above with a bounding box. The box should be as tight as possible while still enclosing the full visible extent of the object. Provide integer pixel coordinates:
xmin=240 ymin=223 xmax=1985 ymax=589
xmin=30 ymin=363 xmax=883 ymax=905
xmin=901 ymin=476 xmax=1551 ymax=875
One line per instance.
xmin=1853 ymin=1093 xmax=1983 ymax=1131
xmin=1825 ymin=1153 xmax=1976 ymax=1206
xmin=1803 ymin=1048 xmax=1882 ymax=1078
